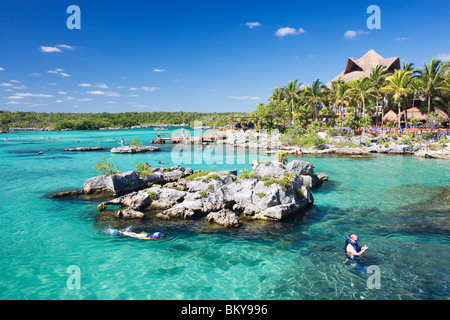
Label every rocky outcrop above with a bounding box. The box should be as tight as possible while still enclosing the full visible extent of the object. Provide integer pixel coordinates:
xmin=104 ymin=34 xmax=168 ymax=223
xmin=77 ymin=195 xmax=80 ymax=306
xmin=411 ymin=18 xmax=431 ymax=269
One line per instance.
xmin=110 ymin=146 xmax=160 ymax=153
xmin=82 ymin=165 xmax=194 ymax=196
xmin=78 ymin=160 xmax=327 ymax=227
xmin=83 ymin=170 xmax=143 ymax=196
xmin=155 ymin=160 xmax=325 ymax=224
xmin=64 ymin=147 xmax=105 ymax=151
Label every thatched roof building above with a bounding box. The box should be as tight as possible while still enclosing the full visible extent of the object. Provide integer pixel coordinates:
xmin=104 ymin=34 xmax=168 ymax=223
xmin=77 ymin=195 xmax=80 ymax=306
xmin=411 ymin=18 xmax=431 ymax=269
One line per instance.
xmin=327 ymin=49 xmax=400 ymax=87
xmin=401 ymin=107 xmax=427 ymax=121
xmin=382 ymin=110 xmax=398 ymax=122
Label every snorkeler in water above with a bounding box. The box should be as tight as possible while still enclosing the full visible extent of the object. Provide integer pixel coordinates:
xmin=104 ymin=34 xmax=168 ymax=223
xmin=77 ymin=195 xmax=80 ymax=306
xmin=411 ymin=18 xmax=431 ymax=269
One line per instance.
xmin=113 ymin=230 xmax=166 ymax=240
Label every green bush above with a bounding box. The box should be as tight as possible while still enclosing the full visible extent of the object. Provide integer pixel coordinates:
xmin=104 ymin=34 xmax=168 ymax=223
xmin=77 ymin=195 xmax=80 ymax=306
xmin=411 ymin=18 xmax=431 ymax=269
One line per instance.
xmin=93 ymin=157 xmax=119 ymax=176
xmin=147 ymin=191 xmax=157 ymax=200
xmin=129 ymin=138 xmax=143 ymax=148
xmin=135 ymin=162 xmax=153 ymax=177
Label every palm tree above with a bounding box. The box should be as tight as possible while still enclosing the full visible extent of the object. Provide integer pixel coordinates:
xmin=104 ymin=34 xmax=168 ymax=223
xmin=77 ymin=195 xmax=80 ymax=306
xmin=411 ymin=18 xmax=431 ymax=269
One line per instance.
xmin=369 ymin=65 xmax=388 ymax=126
xmin=347 ymin=77 xmax=375 ymax=118
xmin=418 ymin=58 xmax=445 ymax=113
xmin=329 ymin=80 xmax=350 ymax=127
xmin=282 ymin=80 xmax=302 ymax=124
xmin=382 ymin=69 xmax=413 ymax=128
xmin=304 ymin=79 xmax=327 ymax=122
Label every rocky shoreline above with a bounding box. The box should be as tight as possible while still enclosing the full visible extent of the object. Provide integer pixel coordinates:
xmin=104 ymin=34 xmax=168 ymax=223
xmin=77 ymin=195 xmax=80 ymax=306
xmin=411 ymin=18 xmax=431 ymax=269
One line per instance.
xmin=50 ymin=160 xmax=328 ymax=228
xmin=217 ymin=131 xmax=449 ymax=158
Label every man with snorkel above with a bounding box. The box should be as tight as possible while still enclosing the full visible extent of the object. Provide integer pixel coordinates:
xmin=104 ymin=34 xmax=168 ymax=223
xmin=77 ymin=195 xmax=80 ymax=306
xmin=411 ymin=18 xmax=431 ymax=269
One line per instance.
xmin=345 ymin=234 xmax=369 ymax=258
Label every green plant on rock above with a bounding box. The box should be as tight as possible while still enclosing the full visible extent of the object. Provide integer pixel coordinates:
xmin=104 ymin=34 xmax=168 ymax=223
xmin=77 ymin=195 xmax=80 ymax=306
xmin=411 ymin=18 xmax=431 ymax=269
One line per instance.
xmin=93 ymin=157 xmax=119 ymax=176
xmin=147 ymin=191 xmax=157 ymax=200
xmin=135 ymin=162 xmax=153 ymax=177
xmin=129 ymin=138 xmax=143 ymax=148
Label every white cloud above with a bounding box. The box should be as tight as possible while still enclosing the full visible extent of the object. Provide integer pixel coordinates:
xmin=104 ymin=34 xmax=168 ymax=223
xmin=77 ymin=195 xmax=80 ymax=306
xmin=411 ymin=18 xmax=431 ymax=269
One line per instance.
xmin=275 ymin=27 xmax=306 ymax=37
xmin=78 ymin=98 xmax=93 ymax=102
xmin=142 ymin=86 xmax=159 ymax=92
xmin=56 ymin=44 xmax=75 ymax=50
xmin=48 ymin=70 xmax=59 ymax=74
xmin=87 ymin=90 xmax=120 ymax=96
xmin=40 ymin=45 xmax=75 ymax=53
xmin=13 ymin=85 xmax=27 ymax=90
xmin=78 ymin=83 xmax=92 ymax=87
xmin=14 ymin=93 xmax=53 ymax=98
xmin=95 ymin=83 xmax=108 ymax=89
xmin=0 ymin=67 xmax=4 ymax=71
xmin=48 ymin=83 xmax=57 ymax=86
xmin=40 ymin=46 xmax=62 ymax=53
xmin=65 ymin=96 xmax=75 ymax=100
xmin=58 ymin=91 xmax=67 ymax=94
xmin=395 ymin=37 xmax=409 ymax=41
xmin=7 ymin=96 xmax=23 ymax=99
xmin=7 ymin=101 xmax=20 ymax=104
xmin=344 ymin=30 xmax=367 ymax=39
xmin=60 ymin=72 xmax=71 ymax=77
xmin=228 ymin=95 xmax=260 ymax=100
xmin=0 ymin=83 xmax=13 ymax=87
xmin=153 ymin=69 xmax=166 ymax=72
xmin=436 ymin=53 xmax=450 ymax=61
xmin=30 ymin=73 xmax=42 ymax=76
xmin=245 ymin=22 xmax=261 ymax=29
xmin=55 ymin=99 xmax=64 ymax=103
xmin=87 ymin=90 xmax=106 ymax=95
xmin=10 ymin=80 xmax=20 ymax=83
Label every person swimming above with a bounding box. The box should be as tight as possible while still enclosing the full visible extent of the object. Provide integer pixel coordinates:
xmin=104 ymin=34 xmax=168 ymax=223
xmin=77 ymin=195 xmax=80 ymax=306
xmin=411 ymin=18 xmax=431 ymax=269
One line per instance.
xmin=345 ymin=234 xmax=368 ymax=258
xmin=114 ymin=230 xmax=166 ymax=240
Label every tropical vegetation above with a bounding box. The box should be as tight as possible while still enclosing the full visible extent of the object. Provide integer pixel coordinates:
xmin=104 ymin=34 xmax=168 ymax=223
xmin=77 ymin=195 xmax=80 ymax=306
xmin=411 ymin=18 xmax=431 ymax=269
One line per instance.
xmin=250 ymin=58 xmax=450 ymax=131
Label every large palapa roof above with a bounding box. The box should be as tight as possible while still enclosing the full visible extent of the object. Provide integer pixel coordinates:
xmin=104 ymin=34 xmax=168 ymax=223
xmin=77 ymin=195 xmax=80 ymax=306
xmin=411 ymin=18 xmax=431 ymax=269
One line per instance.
xmin=328 ymin=49 xmax=400 ymax=86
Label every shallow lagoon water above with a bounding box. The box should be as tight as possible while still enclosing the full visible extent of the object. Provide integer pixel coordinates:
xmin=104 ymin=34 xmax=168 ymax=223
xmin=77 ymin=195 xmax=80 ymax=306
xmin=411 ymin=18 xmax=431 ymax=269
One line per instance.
xmin=0 ymin=128 xmax=448 ymax=300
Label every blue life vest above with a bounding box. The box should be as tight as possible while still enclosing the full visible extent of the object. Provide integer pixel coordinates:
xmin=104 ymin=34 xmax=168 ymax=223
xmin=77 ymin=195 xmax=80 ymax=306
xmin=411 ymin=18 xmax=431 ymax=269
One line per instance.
xmin=345 ymin=239 xmax=362 ymax=253
xmin=149 ymin=232 xmax=162 ymax=239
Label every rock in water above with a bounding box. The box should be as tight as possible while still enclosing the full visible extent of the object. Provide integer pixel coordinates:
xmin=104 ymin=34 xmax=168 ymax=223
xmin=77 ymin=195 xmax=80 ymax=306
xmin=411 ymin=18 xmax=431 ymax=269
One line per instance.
xmin=285 ymin=160 xmax=314 ymax=176
xmin=64 ymin=147 xmax=104 ymax=151
xmin=110 ymin=146 xmax=160 ymax=153
xmin=83 ymin=171 xmax=143 ymax=196
xmin=116 ymin=207 xmax=145 ymax=219
xmin=207 ymin=209 xmax=241 ymax=228
xmin=97 ymin=190 xmax=152 ymax=211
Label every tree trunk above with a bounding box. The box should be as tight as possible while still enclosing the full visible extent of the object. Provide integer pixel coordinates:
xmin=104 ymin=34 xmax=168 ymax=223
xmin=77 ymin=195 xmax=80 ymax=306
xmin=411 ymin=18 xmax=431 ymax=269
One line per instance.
xmin=398 ymin=101 xmax=402 ymax=129
xmin=427 ymin=95 xmax=431 ymax=114
xmin=362 ymin=98 xmax=366 ymax=117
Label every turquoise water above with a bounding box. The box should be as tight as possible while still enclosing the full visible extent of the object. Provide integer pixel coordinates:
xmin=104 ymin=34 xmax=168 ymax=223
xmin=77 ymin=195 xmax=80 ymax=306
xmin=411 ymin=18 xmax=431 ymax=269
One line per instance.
xmin=0 ymin=128 xmax=448 ymax=300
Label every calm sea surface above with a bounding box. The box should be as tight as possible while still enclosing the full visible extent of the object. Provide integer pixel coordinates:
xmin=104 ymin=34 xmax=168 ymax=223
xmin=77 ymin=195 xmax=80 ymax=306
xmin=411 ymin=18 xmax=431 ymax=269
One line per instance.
xmin=0 ymin=127 xmax=448 ymax=300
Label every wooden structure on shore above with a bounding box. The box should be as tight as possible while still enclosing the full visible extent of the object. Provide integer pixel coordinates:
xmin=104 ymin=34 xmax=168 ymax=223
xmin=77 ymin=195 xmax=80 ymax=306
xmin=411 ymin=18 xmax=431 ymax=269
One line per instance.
xmin=155 ymin=130 xmax=228 ymax=144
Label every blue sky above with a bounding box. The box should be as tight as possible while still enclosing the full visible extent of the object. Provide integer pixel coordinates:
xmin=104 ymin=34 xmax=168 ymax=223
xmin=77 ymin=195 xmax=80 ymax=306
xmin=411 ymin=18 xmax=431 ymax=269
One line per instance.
xmin=1 ymin=0 xmax=449 ymax=114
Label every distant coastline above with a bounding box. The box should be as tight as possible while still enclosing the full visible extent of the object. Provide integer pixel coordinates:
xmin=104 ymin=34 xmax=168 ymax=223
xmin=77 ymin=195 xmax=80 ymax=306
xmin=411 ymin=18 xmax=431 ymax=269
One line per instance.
xmin=0 ymin=110 xmax=244 ymax=132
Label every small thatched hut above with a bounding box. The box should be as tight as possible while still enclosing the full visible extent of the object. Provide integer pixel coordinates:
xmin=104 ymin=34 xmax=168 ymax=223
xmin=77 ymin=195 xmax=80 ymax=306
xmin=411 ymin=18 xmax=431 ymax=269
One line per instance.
xmin=382 ymin=110 xmax=398 ymax=123
xmin=401 ymin=107 xmax=427 ymax=121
